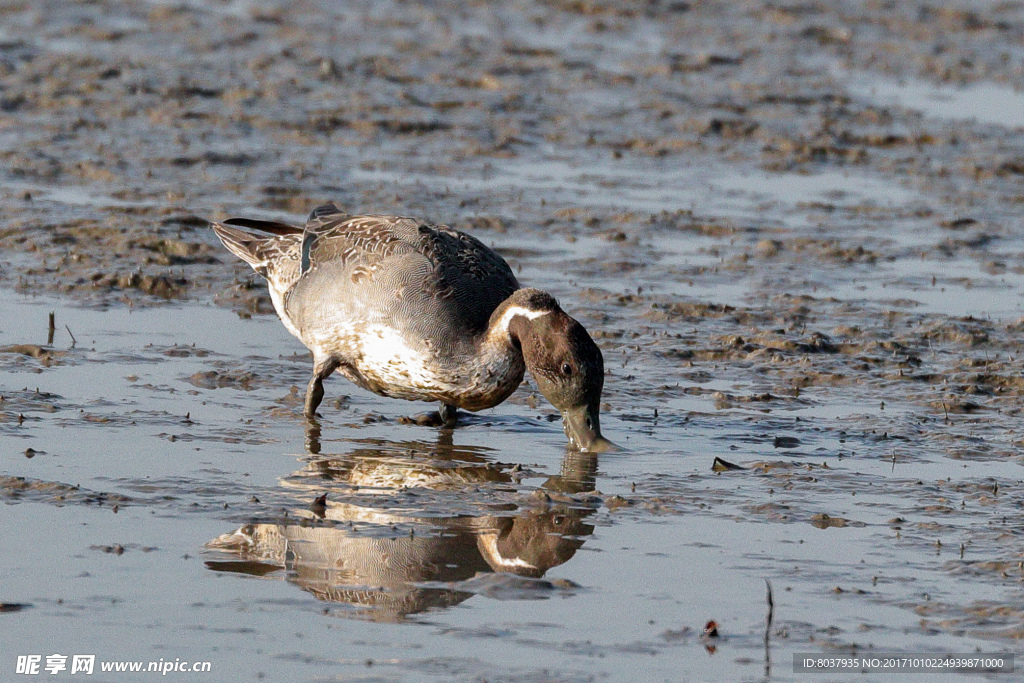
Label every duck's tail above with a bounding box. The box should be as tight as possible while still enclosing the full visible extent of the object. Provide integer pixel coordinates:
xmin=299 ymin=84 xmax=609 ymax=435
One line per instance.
xmin=211 ymin=218 xmax=302 ymax=275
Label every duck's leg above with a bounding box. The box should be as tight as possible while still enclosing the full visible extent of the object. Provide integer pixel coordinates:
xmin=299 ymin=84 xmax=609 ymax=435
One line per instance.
xmin=304 ymin=419 xmax=322 ymax=455
xmin=439 ymin=402 xmax=458 ymax=427
xmin=305 ymin=356 xmax=339 ymax=418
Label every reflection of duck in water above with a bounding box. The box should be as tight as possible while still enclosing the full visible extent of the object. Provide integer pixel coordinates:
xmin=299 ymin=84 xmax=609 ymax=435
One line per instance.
xmin=298 ymin=435 xmax=597 ymax=494
xmin=206 ymin=504 xmax=593 ymax=621
xmin=206 ymin=439 xmax=597 ymax=621
xmin=211 ymin=203 xmax=613 ymax=451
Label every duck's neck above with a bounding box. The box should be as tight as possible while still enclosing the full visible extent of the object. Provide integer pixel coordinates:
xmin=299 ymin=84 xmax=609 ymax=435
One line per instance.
xmin=467 ymin=296 xmax=544 ymax=383
xmin=478 ymin=299 xmax=521 ymax=361
xmin=474 ymin=288 xmax=560 ymax=381
xmin=481 ymin=294 xmax=554 ymax=353
xmin=495 ymin=295 xmax=549 ymax=329
xmin=433 ymin=298 xmax=530 ymax=411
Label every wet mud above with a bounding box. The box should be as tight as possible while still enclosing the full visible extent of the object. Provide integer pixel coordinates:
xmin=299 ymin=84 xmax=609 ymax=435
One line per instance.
xmin=4 ymin=0 xmax=1024 ymax=681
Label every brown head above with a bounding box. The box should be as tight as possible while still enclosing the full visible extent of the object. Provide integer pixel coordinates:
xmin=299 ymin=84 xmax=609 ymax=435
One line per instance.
xmin=477 ymin=507 xmax=595 ymax=577
xmin=494 ymin=288 xmax=615 ymax=452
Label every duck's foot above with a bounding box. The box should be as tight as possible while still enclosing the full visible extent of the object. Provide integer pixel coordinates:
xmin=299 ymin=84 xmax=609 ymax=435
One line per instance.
xmin=398 ymin=403 xmax=459 ymax=427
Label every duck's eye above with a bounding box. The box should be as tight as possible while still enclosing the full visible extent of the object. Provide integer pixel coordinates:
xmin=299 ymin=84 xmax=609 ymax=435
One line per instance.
xmin=561 ymin=363 xmax=572 ymax=376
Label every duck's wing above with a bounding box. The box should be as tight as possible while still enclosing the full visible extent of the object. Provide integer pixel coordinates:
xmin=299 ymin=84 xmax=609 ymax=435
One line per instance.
xmin=298 ymin=207 xmax=411 ymax=279
xmin=415 ymin=222 xmax=520 ymax=333
xmin=286 ymin=208 xmax=519 ymax=345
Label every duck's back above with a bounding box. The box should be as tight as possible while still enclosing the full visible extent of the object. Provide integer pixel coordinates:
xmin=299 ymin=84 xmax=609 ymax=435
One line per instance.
xmin=286 ymin=206 xmax=519 ymax=370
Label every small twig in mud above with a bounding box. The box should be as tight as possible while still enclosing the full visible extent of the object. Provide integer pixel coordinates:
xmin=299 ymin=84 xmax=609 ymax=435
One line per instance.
xmin=65 ymin=324 xmax=76 ymax=348
xmin=712 ymin=456 xmax=747 ymax=472
xmin=764 ymin=579 xmax=775 ymax=679
xmin=47 ymin=311 xmax=55 ymax=345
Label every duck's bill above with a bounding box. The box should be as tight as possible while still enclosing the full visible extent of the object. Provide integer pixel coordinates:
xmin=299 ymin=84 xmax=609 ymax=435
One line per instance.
xmin=562 ymin=406 xmax=620 ymax=453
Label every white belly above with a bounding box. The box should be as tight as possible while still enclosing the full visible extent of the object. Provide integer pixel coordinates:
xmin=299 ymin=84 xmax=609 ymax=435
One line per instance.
xmin=269 ymin=281 xmax=303 ymax=340
xmin=357 ymin=325 xmax=453 ymax=395
xmin=301 ymin=322 xmax=523 ymax=410
xmin=303 ymin=323 xmax=457 ymax=401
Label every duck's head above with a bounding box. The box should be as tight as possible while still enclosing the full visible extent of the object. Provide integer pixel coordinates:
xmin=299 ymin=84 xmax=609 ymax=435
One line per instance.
xmin=500 ymin=289 xmax=615 ymax=452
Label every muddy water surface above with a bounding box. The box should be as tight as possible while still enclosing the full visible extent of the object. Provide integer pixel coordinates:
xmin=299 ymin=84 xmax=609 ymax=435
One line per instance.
xmin=5 ymin=0 xmax=1024 ymax=681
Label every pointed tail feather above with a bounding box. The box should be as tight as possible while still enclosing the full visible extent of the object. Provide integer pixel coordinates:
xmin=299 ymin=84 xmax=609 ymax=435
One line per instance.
xmin=211 ymin=221 xmax=271 ymax=272
xmin=221 ymin=217 xmax=303 ymax=236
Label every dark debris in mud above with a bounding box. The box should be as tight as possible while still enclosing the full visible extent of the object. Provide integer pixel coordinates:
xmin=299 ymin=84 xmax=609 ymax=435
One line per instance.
xmin=0 ymin=603 xmax=32 ymax=614
xmin=0 ymin=475 xmax=132 ymax=508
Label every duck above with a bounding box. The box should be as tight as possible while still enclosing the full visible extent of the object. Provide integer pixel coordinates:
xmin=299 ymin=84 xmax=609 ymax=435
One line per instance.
xmin=211 ymin=203 xmax=613 ymax=451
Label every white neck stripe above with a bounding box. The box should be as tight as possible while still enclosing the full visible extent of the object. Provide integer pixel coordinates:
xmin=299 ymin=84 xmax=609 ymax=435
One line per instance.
xmin=479 ymin=534 xmax=538 ymax=571
xmin=497 ymin=305 xmax=551 ymax=332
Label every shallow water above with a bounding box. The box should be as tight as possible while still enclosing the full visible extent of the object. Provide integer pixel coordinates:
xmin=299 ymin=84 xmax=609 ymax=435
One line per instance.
xmin=848 ymin=75 xmax=1024 ymax=130
xmin=2 ymin=282 xmax=1022 ymax=682
xmin=0 ymin=296 xmax=775 ymax=681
